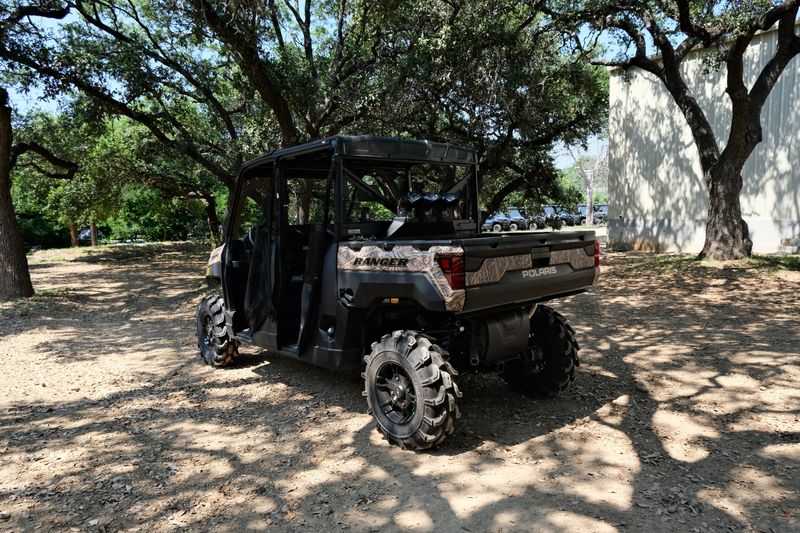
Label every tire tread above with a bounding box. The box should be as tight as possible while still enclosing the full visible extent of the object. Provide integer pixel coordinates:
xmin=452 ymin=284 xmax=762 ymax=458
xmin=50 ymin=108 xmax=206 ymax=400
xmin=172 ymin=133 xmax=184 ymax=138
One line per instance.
xmin=364 ymin=331 xmax=459 ymax=451
xmin=500 ymin=305 xmax=579 ymax=399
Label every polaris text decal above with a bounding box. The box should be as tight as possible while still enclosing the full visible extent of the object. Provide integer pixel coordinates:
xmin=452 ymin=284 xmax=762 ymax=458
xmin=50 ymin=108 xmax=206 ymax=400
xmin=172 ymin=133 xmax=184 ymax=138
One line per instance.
xmin=521 ymin=266 xmax=557 ymax=278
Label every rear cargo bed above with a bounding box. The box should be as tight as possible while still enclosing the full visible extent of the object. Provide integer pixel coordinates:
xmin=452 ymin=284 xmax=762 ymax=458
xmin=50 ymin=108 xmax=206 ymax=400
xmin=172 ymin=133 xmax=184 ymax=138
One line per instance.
xmin=457 ymin=230 xmax=598 ymax=313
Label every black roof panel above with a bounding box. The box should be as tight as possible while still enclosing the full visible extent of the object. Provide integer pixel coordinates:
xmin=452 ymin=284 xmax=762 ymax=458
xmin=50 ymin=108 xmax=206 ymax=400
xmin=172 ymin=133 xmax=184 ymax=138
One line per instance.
xmin=240 ymin=135 xmax=477 ymax=178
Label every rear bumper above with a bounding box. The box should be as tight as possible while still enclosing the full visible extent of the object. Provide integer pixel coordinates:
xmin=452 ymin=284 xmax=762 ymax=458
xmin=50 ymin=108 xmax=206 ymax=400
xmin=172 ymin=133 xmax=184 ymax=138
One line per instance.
xmin=461 ymin=265 xmax=598 ymax=313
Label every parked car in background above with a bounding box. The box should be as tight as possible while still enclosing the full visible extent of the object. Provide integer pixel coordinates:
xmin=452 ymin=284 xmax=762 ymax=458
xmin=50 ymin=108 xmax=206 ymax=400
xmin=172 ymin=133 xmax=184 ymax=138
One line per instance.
xmin=506 ymin=207 xmax=529 ymax=231
xmin=576 ymin=205 xmax=588 ymax=225
xmin=78 ymin=227 xmax=108 ymax=245
xmin=542 ymin=206 xmax=565 ymax=229
xmin=527 ymin=208 xmax=547 ymax=229
xmin=481 ymin=212 xmax=512 ymax=232
xmin=575 ymin=204 xmax=608 ymax=225
xmin=547 ymin=205 xmax=576 ymax=226
xmin=593 ymin=204 xmax=608 ymax=225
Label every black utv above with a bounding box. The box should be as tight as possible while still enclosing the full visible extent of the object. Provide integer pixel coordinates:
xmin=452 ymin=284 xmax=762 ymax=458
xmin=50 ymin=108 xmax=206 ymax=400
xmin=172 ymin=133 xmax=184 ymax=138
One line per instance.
xmin=197 ymin=135 xmax=600 ymax=450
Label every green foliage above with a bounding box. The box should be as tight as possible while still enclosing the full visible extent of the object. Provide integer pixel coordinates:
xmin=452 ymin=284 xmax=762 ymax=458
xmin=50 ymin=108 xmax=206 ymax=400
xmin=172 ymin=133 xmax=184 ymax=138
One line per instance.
xmin=2 ymin=0 xmax=611 ymax=245
xmin=593 ymin=190 xmax=609 ymax=204
xmin=10 ymin=106 xmax=220 ymax=247
xmin=11 ymin=108 xmax=123 ymax=228
xmin=555 ymin=174 xmax=584 ymax=210
xmin=359 ymin=1 xmax=609 ymax=210
xmin=14 ymin=210 xmax=70 ymax=249
xmin=107 ymin=186 xmax=208 ymax=242
xmin=559 ymin=153 xmax=609 ymax=204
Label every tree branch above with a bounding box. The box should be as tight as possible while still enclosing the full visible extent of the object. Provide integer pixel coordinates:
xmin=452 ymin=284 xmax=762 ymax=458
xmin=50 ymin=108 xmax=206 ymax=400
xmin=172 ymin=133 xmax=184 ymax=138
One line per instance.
xmin=192 ymin=0 xmax=300 ymax=146
xmin=748 ymin=4 xmax=800 ymax=134
xmin=11 ymin=142 xmax=78 ymax=178
xmin=118 ymin=0 xmax=240 ymax=142
xmin=673 ymin=0 xmax=712 ymax=45
xmin=484 ymin=175 xmax=525 ymax=218
xmin=0 ymin=2 xmax=70 ymax=31
xmin=753 ymin=0 xmax=800 ymax=32
xmin=267 ymin=0 xmax=285 ymax=49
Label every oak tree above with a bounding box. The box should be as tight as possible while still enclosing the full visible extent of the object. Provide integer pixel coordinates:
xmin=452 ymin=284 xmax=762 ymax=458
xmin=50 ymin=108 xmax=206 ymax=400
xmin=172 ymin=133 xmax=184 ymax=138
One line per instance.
xmin=553 ymin=0 xmax=800 ymax=259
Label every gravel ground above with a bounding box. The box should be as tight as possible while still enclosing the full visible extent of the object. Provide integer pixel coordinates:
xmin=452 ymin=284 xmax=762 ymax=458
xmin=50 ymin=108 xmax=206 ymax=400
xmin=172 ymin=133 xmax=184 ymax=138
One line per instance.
xmin=0 ymin=242 xmax=798 ymax=532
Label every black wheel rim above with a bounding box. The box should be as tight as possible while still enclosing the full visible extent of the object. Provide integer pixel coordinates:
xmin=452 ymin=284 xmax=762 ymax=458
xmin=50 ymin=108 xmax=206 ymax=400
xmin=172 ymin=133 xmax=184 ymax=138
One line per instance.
xmin=374 ymin=361 xmax=418 ymax=425
xmin=203 ymin=314 xmax=215 ymax=348
xmin=520 ymin=344 xmax=545 ymax=374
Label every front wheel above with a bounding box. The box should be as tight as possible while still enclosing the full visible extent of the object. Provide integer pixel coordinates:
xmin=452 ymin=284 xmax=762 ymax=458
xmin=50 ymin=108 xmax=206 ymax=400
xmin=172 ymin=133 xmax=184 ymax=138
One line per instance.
xmin=196 ymin=295 xmax=238 ymax=367
xmin=500 ymin=306 xmax=579 ymax=398
xmin=363 ymin=331 xmax=461 ymax=450
xmin=491 ymin=223 xmax=502 ymax=232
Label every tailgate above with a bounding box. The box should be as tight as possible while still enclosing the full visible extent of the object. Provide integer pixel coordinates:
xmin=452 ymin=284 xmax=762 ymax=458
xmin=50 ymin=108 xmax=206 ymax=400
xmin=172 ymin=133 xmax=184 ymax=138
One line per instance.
xmin=459 ymin=231 xmax=598 ymax=313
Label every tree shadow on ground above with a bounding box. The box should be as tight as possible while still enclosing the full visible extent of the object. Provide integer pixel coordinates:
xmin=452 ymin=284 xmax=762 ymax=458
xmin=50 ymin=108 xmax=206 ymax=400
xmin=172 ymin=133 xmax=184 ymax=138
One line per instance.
xmin=1 ymin=248 xmax=798 ymax=531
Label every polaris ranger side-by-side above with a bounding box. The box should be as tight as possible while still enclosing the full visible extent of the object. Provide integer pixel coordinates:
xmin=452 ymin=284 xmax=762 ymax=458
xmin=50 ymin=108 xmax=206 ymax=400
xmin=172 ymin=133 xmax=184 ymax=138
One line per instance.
xmin=197 ymin=135 xmax=600 ymax=450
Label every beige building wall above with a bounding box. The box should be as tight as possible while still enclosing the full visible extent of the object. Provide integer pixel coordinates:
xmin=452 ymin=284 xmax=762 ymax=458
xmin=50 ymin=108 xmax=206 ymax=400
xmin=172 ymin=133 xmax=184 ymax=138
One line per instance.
xmin=607 ymin=25 xmax=800 ymax=253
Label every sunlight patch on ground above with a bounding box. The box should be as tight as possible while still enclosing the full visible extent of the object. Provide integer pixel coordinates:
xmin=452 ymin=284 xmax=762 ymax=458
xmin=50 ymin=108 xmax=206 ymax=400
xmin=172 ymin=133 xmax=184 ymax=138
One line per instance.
xmin=545 ymin=510 xmax=619 ymax=532
xmin=651 ymin=409 xmax=719 ymax=463
xmin=394 ymin=509 xmax=435 ymax=531
xmin=699 ymin=466 xmax=794 ymax=525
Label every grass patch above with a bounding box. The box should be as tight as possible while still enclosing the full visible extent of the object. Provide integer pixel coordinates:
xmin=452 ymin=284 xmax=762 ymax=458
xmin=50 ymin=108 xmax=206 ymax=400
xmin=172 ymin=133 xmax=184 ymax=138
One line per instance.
xmin=629 ymin=252 xmax=800 ymax=280
xmin=641 ymin=254 xmax=700 ymax=270
xmin=748 ymin=254 xmax=800 ymax=271
xmin=27 ymin=241 xmax=209 ymax=265
xmin=33 ymin=289 xmax=73 ymax=298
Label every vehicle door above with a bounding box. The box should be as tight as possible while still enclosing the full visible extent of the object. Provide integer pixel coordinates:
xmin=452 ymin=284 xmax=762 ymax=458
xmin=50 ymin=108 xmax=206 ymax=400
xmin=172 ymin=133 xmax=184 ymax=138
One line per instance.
xmin=222 ymin=175 xmax=274 ymax=335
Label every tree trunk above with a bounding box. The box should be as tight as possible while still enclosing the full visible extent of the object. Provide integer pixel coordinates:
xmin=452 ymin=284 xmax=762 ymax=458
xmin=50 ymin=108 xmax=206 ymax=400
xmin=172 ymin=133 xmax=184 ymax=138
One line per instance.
xmin=0 ymin=87 xmax=34 ymax=299
xmin=69 ymin=223 xmax=78 ymax=247
xmin=586 ymin=186 xmax=594 ymax=228
xmin=90 ymin=220 xmax=98 ymax=246
xmin=203 ymin=194 xmax=220 ymax=242
xmin=699 ymin=164 xmax=752 ymax=260
xmin=297 ymin=178 xmax=313 ymax=224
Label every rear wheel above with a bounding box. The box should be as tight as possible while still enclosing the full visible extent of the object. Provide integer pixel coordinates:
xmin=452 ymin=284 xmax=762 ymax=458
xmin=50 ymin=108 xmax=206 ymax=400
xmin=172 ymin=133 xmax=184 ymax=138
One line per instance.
xmin=501 ymin=306 xmax=579 ymax=398
xmin=196 ymin=295 xmax=238 ymax=367
xmin=363 ymin=331 xmax=461 ymax=450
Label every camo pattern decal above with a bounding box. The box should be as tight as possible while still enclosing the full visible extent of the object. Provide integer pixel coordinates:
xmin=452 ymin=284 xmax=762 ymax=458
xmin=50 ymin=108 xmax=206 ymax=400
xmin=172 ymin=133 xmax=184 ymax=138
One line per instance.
xmin=550 ymin=247 xmax=594 ymax=270
xmin=337 ymin=244 xmax=465 ymax=311
xmin=208 ymin=244 xmax=225 ymax=267
xmin=466 ymin=254 xmax=533 ymax=286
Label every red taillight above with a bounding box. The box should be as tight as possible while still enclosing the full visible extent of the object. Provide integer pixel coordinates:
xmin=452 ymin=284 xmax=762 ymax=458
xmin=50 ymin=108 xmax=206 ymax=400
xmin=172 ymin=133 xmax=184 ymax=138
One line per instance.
xmin=594 ymin=239 xmax=601 ymax=268
xmin=436 ymin=255 xmax=465 ymax=290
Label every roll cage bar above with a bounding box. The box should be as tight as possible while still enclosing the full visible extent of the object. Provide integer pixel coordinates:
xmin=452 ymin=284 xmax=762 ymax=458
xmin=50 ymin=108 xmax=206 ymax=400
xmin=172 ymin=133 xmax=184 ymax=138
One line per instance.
xmin=226 ymin=135 xmax=480 ymax=242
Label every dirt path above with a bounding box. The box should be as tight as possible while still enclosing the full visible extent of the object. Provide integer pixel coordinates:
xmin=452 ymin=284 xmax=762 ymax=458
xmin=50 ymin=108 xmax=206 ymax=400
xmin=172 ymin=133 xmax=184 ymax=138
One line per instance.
xmin=1 ymin=243 xmax=798 ymax=532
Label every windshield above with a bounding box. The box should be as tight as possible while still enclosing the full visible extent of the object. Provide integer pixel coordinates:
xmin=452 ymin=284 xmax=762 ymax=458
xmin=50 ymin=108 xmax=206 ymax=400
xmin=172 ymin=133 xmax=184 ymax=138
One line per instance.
xmin=508 ymin=208 xmax=523 ymax=218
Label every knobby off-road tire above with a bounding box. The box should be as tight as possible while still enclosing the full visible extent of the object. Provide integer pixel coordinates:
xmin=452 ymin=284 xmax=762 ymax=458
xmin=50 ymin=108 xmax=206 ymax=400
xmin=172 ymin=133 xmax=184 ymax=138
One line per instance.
xmin=509 ymin=223 xmax=519 ymax=231
xmin=363 ymin=331 xmax=461 ymax=451
xmin=196 ymin=295 xmax=238 ymax=368
xmin=501 ymin=305 xmax=579 ymax=398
